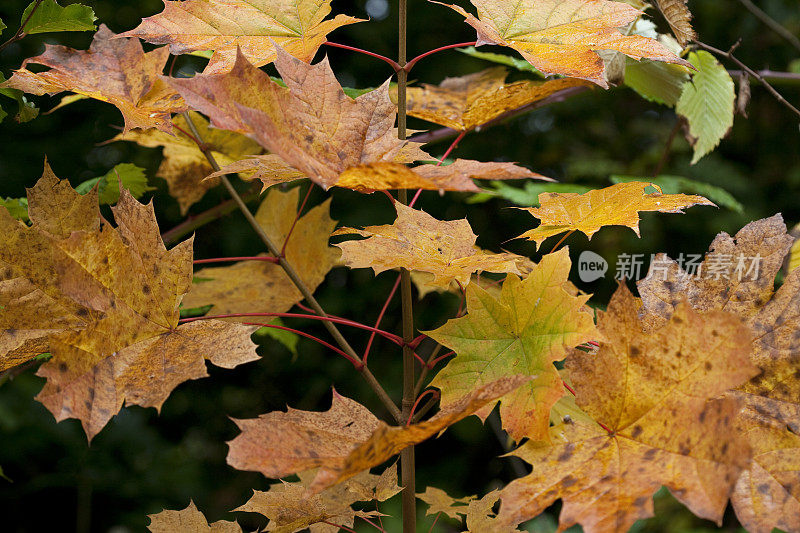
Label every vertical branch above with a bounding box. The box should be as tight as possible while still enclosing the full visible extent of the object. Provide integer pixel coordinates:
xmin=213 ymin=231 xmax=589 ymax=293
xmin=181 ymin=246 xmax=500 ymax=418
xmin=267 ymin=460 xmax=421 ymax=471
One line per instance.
xmin=397 ymin=0 xmax=417 ymax=530
xmin=180 ymin=112 xmax=402 ymax=424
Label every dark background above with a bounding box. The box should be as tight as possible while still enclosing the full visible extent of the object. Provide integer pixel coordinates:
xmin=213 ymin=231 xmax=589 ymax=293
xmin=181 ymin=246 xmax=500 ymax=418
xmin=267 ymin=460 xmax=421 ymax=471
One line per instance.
xmin=0 ymin=0 xmax=798 ymax=531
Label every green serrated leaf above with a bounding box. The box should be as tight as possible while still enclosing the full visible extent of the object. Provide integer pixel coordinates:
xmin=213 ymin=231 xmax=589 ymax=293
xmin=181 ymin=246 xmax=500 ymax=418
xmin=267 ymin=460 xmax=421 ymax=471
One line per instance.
xmin=20 ymin=0 xmax=96 ymax=34
xmin=1 ymin=197 xmax=29 ymax=221
xmin=610 ymin=174 xmax=743 ymax=213
xmin=75 ymin=163 xmax=154 ymax=204
xmin=624 ymin=58 xmax=690 ymax=106
xmin=458 ymin=46 xmax=543 ymax=76
xmin=0 ymin=73 xmax=39 ymax=123
xmin=676 ymin=51 xmax=735 ymax=164
xmin=469 ymin=181 xmax=593 ymax=206
xmin=254 ymin=318 xmax=299 ymax=361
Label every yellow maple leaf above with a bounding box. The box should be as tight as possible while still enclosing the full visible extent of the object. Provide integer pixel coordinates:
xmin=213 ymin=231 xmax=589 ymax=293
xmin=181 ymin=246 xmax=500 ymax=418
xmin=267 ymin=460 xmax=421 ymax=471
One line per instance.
xmin=120 ymin=0 xmax=364 ymax=74
xmin=148 ymin=501 xmax=241 ymax=533
xmin=401 ymin=67 xmax=589 ymax=131
xmin=1 ymin=26 xmax=186 ymax=133
xmin=496 ymin=284 xmax=758 ymax=533
xmin=182 ymin=187 xmax=339 ymax=318
xmin=437 ymin=0 xmax=688 ymax=86
xmin=515 ymin=181 xmax=714 ymax=249
xmin=0 ymin=166 xmax=260 ymax=439
xmin=637 ymin=215 xmax=800 ymax=532
xmin=333 ymin=201 xmax=529 ymax=288
xmin=111 ymin=112 xmax=264 ymax=215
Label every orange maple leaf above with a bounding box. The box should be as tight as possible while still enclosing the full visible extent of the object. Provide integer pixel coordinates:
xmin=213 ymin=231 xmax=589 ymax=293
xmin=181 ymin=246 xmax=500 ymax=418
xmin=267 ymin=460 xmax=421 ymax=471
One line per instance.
xmin=1 ymin=25 xmax=186 ymax=133
xmin=169 ymin=48 xmax=550 ymax=191
xmin=497 ymin=284 xmax=758 ymax=533
xmin=120 ymin=0 xmax=364 ymax=74
xmin=436 ymin=0 xmax=688 ymax=86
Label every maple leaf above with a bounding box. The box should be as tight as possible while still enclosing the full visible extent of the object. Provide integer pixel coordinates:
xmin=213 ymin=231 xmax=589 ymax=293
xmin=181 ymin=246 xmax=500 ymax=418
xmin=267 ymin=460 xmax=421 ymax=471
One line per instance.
xmin=148 ymin=501 xmax=241 ymax=533
xmin=333 ymin=201 xmax=530 ymax=288
xmin=120 ymin=0 xmax=363 ymax=74
xmin=636 ymin=215 xmax=800 ymax=531
xmin=402 ymin=67 xmax=589 ymax=131
xmin=170 ymin=49 xmax=549 ymax=190
xmin=182 ymin=187 xmax=339 ymax=318
xmin=0 ymin=162 xmax=101 ymax=372
xmin=236 ymin=466 xmax=399 ymax=533
xmin=514 ymin=181 xmax=714 ymax=249
xmin=0 ymin=165 xmax=260 ymax=438
xmin=110 ymin=112 xmax=263 ymax=215
xmin=465 ymin=491 xmax=521 ymax=532
xmin=227 ymin=376 xmax=529 ymax=492
xmin=425 ymin=248 xmax=597 ymax=441
xmin=417 ymin=486 xmax=475 ymax=520
xmin=496 ymin=283 xmax=758 ymax=533
xmin=437 ymin=0 xmax=687 ymax=86
xmin=1 ymin=25 xmax=185 ymax=133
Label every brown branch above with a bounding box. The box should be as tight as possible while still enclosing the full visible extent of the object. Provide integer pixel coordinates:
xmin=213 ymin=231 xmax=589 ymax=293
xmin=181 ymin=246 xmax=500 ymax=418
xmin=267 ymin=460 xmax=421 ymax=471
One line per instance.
xmin=726 ymin=69 xmax=800 ymax=86
xmin=695 ymin=41 xmax=800 ymax=120
xmin=736 ymin=0 xmax=800 ymax=53
xmin=0 ymin=0 xmax=44 ymax=53
xmin=180 ymin=112 xmax=403 ymax=424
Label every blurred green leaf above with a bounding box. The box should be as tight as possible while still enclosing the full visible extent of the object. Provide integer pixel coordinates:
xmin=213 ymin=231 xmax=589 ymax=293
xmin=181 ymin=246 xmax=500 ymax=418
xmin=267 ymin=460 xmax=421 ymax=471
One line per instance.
xmin=458 ymin=46 xmax=543 ymax=76
xmin=468 ymin=181 xmax=593 ymax=206
xmin=20 ymin=0 xmax=96 ymax=34
xmin=610 ymin=174 xmax=743 ymax=213
xmin=1 ymin=197 xmax=29 ymax=221
xmin=0 ymin=465 xmax=10 ymax=483
xmin=676 ymin=51 xmax=735 ymax=164
xmin=75 ymin=163 xmax=154 ymax=204
xmin=624 ymin=59 xmax=690 ymax=107
xmin=0 ymin=74 xmax=39 ymax=124
xmin=255 ymin=318 xmax=299 ymax=361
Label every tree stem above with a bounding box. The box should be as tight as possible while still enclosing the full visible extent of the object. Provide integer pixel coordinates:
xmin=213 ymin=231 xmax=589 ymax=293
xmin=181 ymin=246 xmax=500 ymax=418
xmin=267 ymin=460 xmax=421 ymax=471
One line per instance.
xmin=397 ymin=0 xmax=416 ymax=529
xmin=180 ymin=111 xmax=402 ymax=424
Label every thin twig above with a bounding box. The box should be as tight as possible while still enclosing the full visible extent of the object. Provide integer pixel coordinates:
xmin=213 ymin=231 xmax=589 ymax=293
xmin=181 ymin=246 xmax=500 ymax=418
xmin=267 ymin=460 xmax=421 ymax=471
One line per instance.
xmin=413 ymin=343 xmax=443 ymax=398
xmin=180 ymin=111 xmax=402 ymax=423
xmin=736 ymin=0 xmax=800 ymax=53
xmin=0 ymin=0 xmax=44 ymax=53
xmin=161 ymin=186 xmax=261 ymax=246
xmin=404 ymin=41 xmax=477 ymax=72
xmin=363 ymin=274 xmax=402 ymax=364
xmin=695 ymin=41 xmax=800 ymax=119
xmin=726 ymin=69 xmax=800 ymax=85
xmin=280 ymin=184 xmax=314 ymax=256
xmin=409 ymin=390 xmax=440 ymax=424
xmin=652 ymin=117 xmax=683 ymax=178
xmin=324 ymin=41 xmax=401 ymax=72
xmin=193 ymin=256 xmax=280 ymax=265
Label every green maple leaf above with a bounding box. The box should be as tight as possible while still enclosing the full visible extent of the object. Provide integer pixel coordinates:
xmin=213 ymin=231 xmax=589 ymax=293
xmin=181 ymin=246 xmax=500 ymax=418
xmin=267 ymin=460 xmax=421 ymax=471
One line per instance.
xmin=426 ymin=248 xmax=597 ymax=441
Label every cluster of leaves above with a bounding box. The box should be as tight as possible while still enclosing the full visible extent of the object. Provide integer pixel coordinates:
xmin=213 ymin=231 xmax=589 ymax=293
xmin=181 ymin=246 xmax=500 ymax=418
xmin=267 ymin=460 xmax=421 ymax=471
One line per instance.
xmin=0 ymin=0 xmax=797 ymax=532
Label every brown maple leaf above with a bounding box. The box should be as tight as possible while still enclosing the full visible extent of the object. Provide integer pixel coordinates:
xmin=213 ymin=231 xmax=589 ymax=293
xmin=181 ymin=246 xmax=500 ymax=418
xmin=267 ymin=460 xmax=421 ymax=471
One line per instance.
xmin=417 ymin=487 xmax=476 ymax=520
xmin=1 ymin=25 xmax=186 ymax=133
xmin=170 ymin=49 xmax=550 ymax=191
xmin=333 ymin=201 xmax=530 ymax=287
xmin=0 ymin=166 xmax=260 ymax=439
xmin=110 ymin=112 xmax=264 ymax=215
xmin=226 ymin=376 xmax=529 ymax=492
xmin=636 ymin=215 xmax=800 ymax=532
xmin=182 ymin=187 xmax=339 ymax=318
xmin=496 ymin=284 xmax=758 ymax=533
xmin=437 ymin=0 xmax=688 ymax=86
xmin=515 ymin=181 xmax=714 ymax=249
xmin=402 ymin=67 xmax=590 ymax=131
xmin=236 ymin=466 xmax=399 ymax=532
xmin=148 ymin=501 xmax=241 ymax=533
xmin=120 ymin=0 xmax=364 ymax=74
